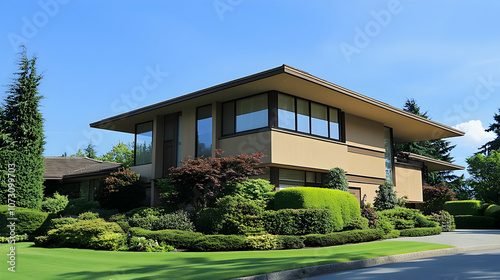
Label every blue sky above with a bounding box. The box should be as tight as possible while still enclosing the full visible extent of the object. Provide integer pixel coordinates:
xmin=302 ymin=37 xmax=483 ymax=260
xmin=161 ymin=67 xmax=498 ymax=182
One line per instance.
xmin=1 ymin=1 xmax=499 ymax=178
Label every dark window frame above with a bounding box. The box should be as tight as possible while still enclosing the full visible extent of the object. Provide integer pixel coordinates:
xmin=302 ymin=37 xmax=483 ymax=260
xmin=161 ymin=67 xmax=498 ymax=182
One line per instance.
xmin=221 ymin=92 xmax=271 ymax=137
xmin=196 ymin=104 xmax=213 ymax=158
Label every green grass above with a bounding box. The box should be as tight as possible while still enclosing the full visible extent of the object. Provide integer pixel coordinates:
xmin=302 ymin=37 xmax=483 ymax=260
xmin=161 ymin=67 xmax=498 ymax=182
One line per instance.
xmin=0 ymin=241 xmax=452 ymax=280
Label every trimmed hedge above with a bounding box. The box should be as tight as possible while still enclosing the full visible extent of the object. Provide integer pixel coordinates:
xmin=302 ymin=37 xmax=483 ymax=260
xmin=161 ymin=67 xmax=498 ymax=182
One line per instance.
xmin=303 ymin=229 xmax=383 ymax=247
xmin=378 ymin=207 xmax=437 ymax=230
xmin=190 ymin=235 xmax=247 ymax=252
xmin=276 ymin=235 xmax=305 ymax=249
xmin=443 ymin=200 xmax=483 ymax=216
xmin=262 ymin=208 xmax=336 ymax=235
xmin=0 ymin=205 xmax=49 ymax=235
xmin=128 ymin=227 xmax=203 ymax=249
xmin=400 ymin=227 xmax=442 ymax=237
xmin=484 ymin=204 xmax=500 ymax=219
xmin=49 ymin=217 xmax=78 ymax=230
xmin=273 ymin=187 xmax=361 ymax=231
xmin=454 ymin=215 xmax=497 ymax=229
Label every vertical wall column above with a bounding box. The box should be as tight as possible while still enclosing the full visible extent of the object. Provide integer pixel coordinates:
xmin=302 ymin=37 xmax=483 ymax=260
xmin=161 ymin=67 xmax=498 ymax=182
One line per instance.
xmin=150 ymin=115 xmax=165 ymax=206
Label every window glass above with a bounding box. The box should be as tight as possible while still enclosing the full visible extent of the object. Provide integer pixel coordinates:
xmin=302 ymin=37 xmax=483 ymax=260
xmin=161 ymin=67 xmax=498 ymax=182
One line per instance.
xmin=311 ymin=102 xmax=328 ymax=137
xmin=279 ymin=169 xmax=304 ymax=184
xmin=278 ymin=93 xmax=296 ymax=130
xmin=236 ymin=94 xmax=268 ymax=132
xmin=297 ymin=98 xmax=310 ymax=133
xmin=197 ymin=105 xmax=212 ymax=158
xmin=306 ymin=171 xmax=316 ymax=183
xmin=222 ymin=101 xmax=235 ymax=135
xmin=384 ymin=127 xmax=393 ymax=182
xmin=329 ymin=107 xmax=340 ymax=140
xmin=135 ymin=122 xmax=153 ymax=165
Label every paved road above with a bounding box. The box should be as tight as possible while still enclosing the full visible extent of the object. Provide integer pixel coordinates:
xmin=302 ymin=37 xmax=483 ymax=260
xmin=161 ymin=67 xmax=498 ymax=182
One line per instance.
xmin=302 ymin=230 xmax=500 ymax=280
xmin=303 ymin=248 xmax=500 ymax=280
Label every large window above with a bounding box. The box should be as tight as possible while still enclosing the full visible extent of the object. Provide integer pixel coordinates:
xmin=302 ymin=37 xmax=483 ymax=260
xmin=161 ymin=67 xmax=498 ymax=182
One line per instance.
xmin=384 ymin=127 xmax=394 ymax=182
xmin=135 ymin=121 xmax=153 ymax=165
xmin=222 ymin=93 xmax=269 ymax=135
xmin=278 ymin=168 xmax=325 ymax=189
xmin=277 ymin=93 xmax=341 ymax=141
xmin=196 ymin=105 xmax=213 ymax=158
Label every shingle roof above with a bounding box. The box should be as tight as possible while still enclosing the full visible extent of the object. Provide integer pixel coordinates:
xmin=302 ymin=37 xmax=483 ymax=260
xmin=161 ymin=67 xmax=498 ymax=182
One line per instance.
xmin=44 ymin=157 xmax=122 ymax=180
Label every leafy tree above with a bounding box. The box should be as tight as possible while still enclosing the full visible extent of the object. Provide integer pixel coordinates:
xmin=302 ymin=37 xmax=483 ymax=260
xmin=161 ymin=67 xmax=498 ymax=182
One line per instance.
xmin=447 ymin=174 xmax=474 ymax=200
xmin=478 ymin=108 xmax=500 ymax=155
xmin=167 ymin=150 xmax=264 ymax=212
xmin=0 ymin=47 xmax=45 ymax=209
xmin=394 ymin=98 xmax=457 ymax=185
xmin=70 ymin=141 xmax=98 ymax=158
xmin=373 ymin=181 xmax=397 ymax=210
xmin=422 ymin=182 xmax=456 ymax=214
xmin=99 ymin=142 xmax=134 ymax=168
xmin=323 ymin=167 xmax=349 ymax=191
xmin=466 ymin=151 xmax=500 ymax=203
xmin=95 ymin=168 xmax=145 ymax=212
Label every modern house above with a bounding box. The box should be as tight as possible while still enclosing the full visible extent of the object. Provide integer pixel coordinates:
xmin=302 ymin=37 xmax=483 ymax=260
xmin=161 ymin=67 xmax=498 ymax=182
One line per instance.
xmin=90 ymin=65 xmax=464 ymax=206
xmin=44 ymin=157 xmax=122 ymax=200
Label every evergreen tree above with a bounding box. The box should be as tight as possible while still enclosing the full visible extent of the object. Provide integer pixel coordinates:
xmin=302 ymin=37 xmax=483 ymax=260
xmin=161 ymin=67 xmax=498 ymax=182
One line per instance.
xmin=478 ymin=108 xmax=500 ymax=155
xmin=0 ymin=47 xmax=45 ymax=209
xmin=394 ymin=99 xmax=457 ymax=185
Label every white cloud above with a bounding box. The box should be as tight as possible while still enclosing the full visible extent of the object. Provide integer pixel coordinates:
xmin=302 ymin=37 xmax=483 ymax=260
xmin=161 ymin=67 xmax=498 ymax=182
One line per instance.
xmin=453 ymin=120 xmax=496 ymax=147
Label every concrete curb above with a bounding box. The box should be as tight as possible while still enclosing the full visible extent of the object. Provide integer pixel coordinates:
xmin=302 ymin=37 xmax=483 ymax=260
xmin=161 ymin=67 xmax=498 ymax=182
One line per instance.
xmin=233 ymin=247 xmax=465 ymax=280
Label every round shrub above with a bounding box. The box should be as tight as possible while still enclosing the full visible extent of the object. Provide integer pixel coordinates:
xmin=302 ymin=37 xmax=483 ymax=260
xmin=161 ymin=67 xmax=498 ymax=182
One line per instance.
xmin=78 ymin=211 xmax=100 ymax=220
xmin=376 ymin=216 xmax=394 ymax=235
xmin=263 ymin=208 xmax=336 ymax=235
xmin=49 ymin=217 xmax=78 ymax=230
xmin=484 ymin=204 xmax=500 ymax=219
xmin=95 ymin=168 xmax=145 ymax=212
xmin=41 ymin=192 xmax=69 ymax=214
xmin=0 ymin=205 xmax=49 ymax=235
xmin=323 ymin=167 xmax=349 ymax=191
xmin=245 ymin=234 xmax=278 ymax=250
xmin=273 ymin=187 xmax=361 ymax=231
xmin=225 ymin=179 xmax=275 ymax=200
xmin=427 ymin=210 xmax=456 ymax=232
xmin=343 ymin=217 xmax=369 ymax=230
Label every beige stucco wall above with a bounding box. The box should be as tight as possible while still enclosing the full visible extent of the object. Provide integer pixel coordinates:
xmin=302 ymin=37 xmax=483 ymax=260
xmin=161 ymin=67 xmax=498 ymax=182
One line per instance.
xmin=394 ymin=164 xmax=423 ymax=202
xmin=271 ymin=131 xmax=348 ymax=170
xmin=218 ymin=131 xmax=272 ymax=164
xmin=131 ymin=164 xmax=153 ymax=181
xmin=349 ymin=182 xmax=379 ymax=206
xmin=180 ymin=107 xmax=196 ymax=161
xmin=347 ymin=152 xmax=385 ymax=179
xmin=345 ymin=114 xmax=385 ymax=152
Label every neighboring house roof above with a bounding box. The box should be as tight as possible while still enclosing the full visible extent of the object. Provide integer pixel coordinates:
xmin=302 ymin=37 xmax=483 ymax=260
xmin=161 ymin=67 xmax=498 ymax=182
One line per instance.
xmin=44 ymin=157 xmax=122 ymax=181
xmin=90 ymin=64 xmax=465 ymax=143
xmin=396 ymin=152 xmax=465 ymax=171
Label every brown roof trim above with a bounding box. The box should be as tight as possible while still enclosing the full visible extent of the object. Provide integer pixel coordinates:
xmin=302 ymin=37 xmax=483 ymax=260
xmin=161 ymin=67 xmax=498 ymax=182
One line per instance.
xmin=90 ymin=64 xmax=464 ymax=138
xmin=401 ymin=152 xmax=465 ymax=171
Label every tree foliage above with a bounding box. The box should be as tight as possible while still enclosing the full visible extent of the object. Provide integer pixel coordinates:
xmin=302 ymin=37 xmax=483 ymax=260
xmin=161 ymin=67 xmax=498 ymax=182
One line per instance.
xmin=373 ymin=181 xmax=397 ymax=210
xmin=95 ymin=168 xmax=145 ymax=212
xmin=323 ymin=167 xmax=349 ymax=191
xmin=422 ymin=183 xmax=456 ymax=214
xmin=394 ymin=98 xmax=457 ymax=185
xmin=466 ymin=151 xmax=500 ymax=203
xmin=478 ymin=108 xmax=500 ymax=155
xmin=99 ymin=142 xmax=134 ymax=168
xmin=167 ymin=150 xmax=264 ymax=212
xmin=0 ymin=47 xmax=45 ymax=209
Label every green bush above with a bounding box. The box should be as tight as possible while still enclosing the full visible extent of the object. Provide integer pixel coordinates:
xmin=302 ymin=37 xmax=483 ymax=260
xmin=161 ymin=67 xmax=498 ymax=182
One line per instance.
xmin=196 ymin=196 xmax=265 ymax=235
xmin=382 ymin=230 xmax=400 ymax=239
xmin=373 ymin=181 xmax=397 ymax=210
xmin=225 ymin=179 xmax=275 ymax=200
xmin=263 ymin=208 xmax=336 ymax=235
xmin=361 ymin=207 xmax=378 ymax=228
xmin=78 ymin=211 xmax=100 ymax=220
xmin=273 ymin=187 xmax=360 ymax=231
xmin=41 ymin=192 xmax=69 ymax=214
xmin=427 ymin=210 xmax=456 ymax=232
xmin=190 ymin=235 xmax=247 ymax=252
xmin=262 ymin=192 xmax=276 ymax=209
xmin=378 ymin=207 xmax=417 ymax=229
xmin=443 ymin=200 xmax=483 ymax=216
xmin=128 ymin=237 xmax=175 ymax=252
xmin=95 ymin=168 xmax=145 ymax=212
xmin=63 ymin=199 xmax=100 ymax=216
xmin=323 ymin=167 xmax=349 ymax=191
xmin=126 ymin=207 xmax=168 ymax=218
xmin=454 ymin=215 xmax=497 ymax=229
xmin=245 ymin=234 xmax=278 ymax=250
xmin=128 ymin=227 xmax=203 ymax=249
xmin=0 ymin=205 xmax=49 ymax=235
xmin=303 ymin=229 xmax=383 ymax=247
xmin=343 ymin=217 xmax=369 ymax=231
xmin=0 ymin=233 xmax=28 ymax=243
xmin=39 ymin=219 xmax=125 ymax=250
xmin=89 ymin=208 xmax=119 ymax=219
xmin=376 ymin=216 xmax=394 ymax=235
xmin=415 ymin=213 xmax=439 ymax=228
xmin=400 ymin=227 xmax=442 ymax=237
xmin=129 ymin=210 xmax=194 ymax=232
xmin=108 ymin=214 xmax=130 ymax=232
xmin=484 ymin=204 xmax=500 ymax=219
xmin=49 ymin=217 xmax=78 ymax=230
xmin=276 ymin=235 xmax=305 ymax=249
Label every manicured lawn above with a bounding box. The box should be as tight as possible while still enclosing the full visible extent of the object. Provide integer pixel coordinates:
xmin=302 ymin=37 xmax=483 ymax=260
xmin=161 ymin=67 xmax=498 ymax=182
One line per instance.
xmin=0 ymin=241 xmax=452 ymax=279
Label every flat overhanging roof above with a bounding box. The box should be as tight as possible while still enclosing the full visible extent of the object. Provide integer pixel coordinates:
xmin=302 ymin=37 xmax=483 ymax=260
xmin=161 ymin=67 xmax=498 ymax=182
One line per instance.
xmin=90 ymin=65 xmax=464 ymax=143
xmin=398 ymin=152 xmax=465 ymax=171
